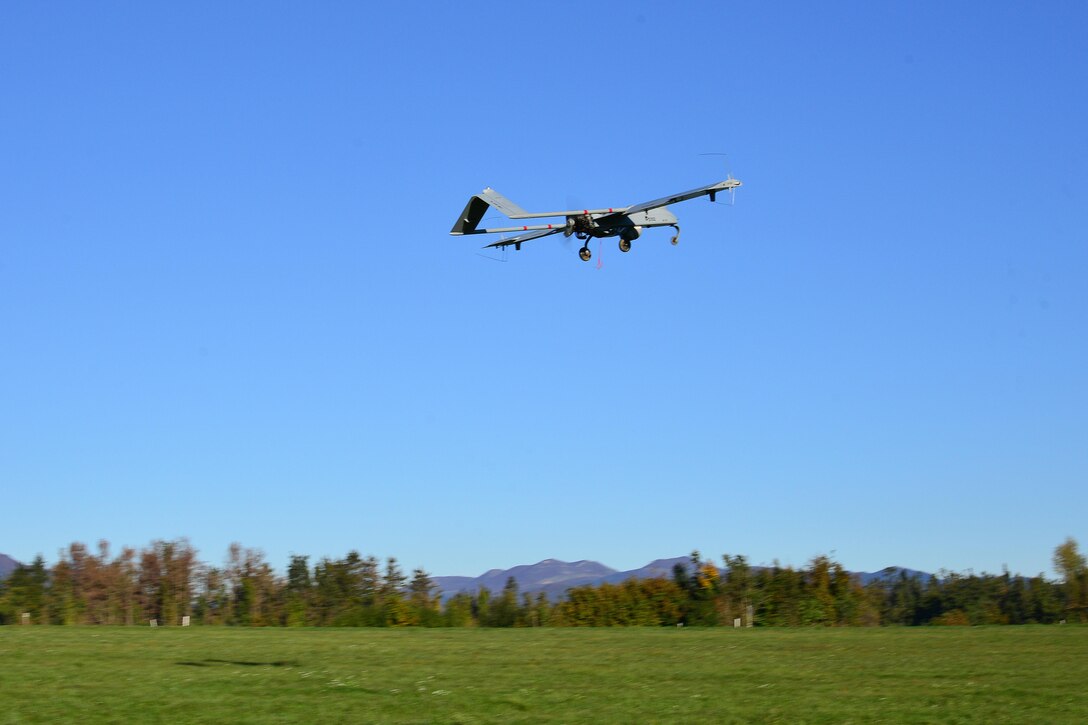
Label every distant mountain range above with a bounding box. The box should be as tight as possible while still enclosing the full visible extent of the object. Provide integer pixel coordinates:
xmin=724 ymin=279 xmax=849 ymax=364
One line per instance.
xmin=855 ymin=566 xmax=935 ymax=586
xmin=0 ymin=553 xmax=21 ymax=580
xmin=0 ymin=550 xmax=931 ymax=597
xmin=433 ymin=557 xmax=933 ymax=601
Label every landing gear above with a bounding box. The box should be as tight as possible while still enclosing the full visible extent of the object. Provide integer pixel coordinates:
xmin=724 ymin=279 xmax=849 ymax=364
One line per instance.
xmin=618 ymin=238 xmax=631 ymax=253
xmin=670 ymin=225 xmax=681 ymax=246
xmin=579 ymin=246 xmax=592 ymax=262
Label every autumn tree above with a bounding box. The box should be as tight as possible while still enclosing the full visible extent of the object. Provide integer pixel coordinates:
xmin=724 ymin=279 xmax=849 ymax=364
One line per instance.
xmin=193 ymin=561 xmax=237 ymax=625
xmin=720 ymin=554 xmax=753 ymax=626
xmin=1053 ymin=537 xmax=1088 ymax=622
xmin=46 ymin=547 xmax=81 ymax=624
xmin=487 ymin=577 xmax=520 ymax=627
xmin=226 ymin=544 xmax=279 ymax=626
xmin=0 ymin=556 xmax=48 ymax=624
xmin=381 ymin=557 xmax=409 ymax=626
xmin=473 ymin=586 xmax=491 ymax=625
xmin=522 ymin=592 xmax=551 ymax=627
xmin=284 ymin=554 xmax=312 ymax=626
xmin=443 ymin=592 xmax=476 ymax=627
xmin=407 ymin=567 xmax=441 ymax=626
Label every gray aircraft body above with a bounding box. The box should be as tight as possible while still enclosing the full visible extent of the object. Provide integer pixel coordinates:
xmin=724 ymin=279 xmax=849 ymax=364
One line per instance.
xmin=450 ymin=177 xmax=742 ymax=262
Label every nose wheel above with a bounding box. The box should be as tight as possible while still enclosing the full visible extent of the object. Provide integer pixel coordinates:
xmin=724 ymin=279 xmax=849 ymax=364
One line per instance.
xmin=579 ymin=246 xmax=592 ymax=262
xmin=670 ymin=225 xmax=680 ymax=246
xmin=618 ymin=238 xmax=632 ymax=253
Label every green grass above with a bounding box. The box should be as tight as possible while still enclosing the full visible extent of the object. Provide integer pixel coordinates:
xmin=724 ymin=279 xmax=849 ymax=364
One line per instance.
xmin=1 ymin=626 xmax=1085 ymax=723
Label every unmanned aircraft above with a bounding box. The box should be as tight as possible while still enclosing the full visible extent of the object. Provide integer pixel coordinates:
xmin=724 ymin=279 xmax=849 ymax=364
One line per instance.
xmin=450 ymin=177 xmax=742 ymax=261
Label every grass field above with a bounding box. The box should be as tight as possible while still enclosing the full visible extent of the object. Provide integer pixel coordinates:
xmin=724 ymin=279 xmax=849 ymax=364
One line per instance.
xmin=1 ymin=626 xmax=1085 ymax=723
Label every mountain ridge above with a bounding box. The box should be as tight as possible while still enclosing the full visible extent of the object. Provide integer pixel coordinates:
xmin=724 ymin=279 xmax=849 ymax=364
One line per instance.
xmin=0 ymin=553 xmax=21 ymax=580
xmin=432 ymin=557 xmax=932 ymax=601
xmin=0 ymin=551 xmax=934 ymax=596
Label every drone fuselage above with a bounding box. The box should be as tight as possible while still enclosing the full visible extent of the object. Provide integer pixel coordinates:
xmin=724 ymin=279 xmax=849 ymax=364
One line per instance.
xmin=450 ymin=178 xmax=738 ymax=261
xmin=570 ymin=208 xmax=677 ymax=239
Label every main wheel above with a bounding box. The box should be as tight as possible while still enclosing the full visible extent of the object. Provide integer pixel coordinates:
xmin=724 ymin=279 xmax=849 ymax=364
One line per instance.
xmin=618 ymin=238 xmax=631 ymax=253
xmin=579 ymin=246 xmax=592 ymax=262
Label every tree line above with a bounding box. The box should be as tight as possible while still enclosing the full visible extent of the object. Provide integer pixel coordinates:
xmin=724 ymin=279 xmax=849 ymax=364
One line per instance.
xmin=1 ymin=538 xmax=1085 ymax=627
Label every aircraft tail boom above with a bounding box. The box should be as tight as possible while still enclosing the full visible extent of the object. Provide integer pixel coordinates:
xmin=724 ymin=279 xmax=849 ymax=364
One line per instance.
xmin=450 ymin=187 xmax=532 ymax=235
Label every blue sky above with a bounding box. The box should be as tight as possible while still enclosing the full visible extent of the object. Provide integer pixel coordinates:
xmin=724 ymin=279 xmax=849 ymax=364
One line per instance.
xmin=2 ymin=2 xmax=1085 ymax=579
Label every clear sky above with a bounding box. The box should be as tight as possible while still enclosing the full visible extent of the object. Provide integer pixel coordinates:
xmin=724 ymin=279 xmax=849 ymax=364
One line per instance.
xmin=2 ymin=2 xmax=1085 ymax=579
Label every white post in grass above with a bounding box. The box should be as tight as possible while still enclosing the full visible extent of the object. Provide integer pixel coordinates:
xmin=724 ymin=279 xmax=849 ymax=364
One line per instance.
xmin=150 ymin=619 xmax=157 ymax=627
xmin=21 ymin=612 xmax=30 ymax=625
xmin=734 ymin=618 xmax=741 ymax=628
xmin=182 ymin=616 xmax=190 ymax=627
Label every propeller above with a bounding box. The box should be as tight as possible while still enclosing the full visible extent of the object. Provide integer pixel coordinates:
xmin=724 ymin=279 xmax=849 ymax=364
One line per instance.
xmin=699 ymin=152 xmax=738 ymax=207
xmin=560 ymin=193 xmax=584 ymax=253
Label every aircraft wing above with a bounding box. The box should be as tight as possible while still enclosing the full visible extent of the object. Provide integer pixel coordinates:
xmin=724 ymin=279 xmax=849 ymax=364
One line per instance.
xmin=622 ymin=179 xmax=742 ymax=216
xmin=483 ymin=228 xmax=564 ymax=249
